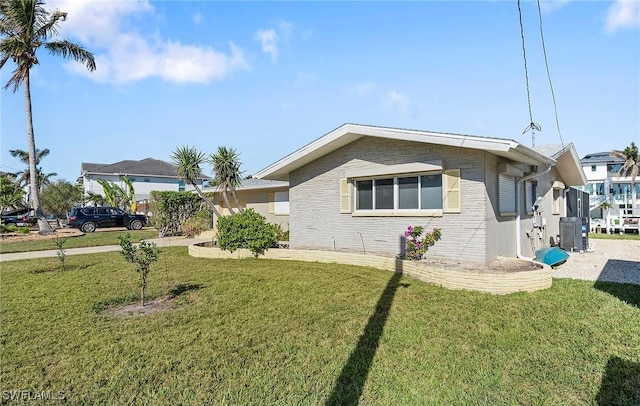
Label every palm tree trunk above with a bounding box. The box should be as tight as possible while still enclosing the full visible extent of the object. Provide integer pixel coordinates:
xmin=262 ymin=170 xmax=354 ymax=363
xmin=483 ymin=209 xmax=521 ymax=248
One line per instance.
xmin=230 ymin=187 xmax=244 ymax=213
xmin=221 ymin=185 xmax=235 ymax=215
xmin=24 ymin=73 xmax=54 ymax=235
xmin=192 ymin=182 xmax=222 ymax=218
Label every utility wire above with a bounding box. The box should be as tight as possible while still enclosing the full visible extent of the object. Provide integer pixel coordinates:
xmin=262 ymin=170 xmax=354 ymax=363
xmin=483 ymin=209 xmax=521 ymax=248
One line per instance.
xmin=536 ymin=0 xmax=565 ymax=148
xmin=517 ymin=0 xmax=541 ymax=147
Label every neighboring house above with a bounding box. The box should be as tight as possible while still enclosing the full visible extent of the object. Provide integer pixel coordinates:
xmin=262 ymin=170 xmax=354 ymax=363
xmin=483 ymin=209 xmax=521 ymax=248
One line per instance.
xmin=201 ymin=178 xmax=289 ymax=230
xmin=81 ymin=158 xmax=210 ymax=207
xmin=255 ymin=124 xmax=585 ymax=263
xmin=578 ymin=151 xmax=639 ymax=218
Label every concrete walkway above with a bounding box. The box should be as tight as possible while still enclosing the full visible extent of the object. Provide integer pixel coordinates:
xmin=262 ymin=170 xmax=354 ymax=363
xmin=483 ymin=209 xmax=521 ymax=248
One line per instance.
xmin=0 ymin=236 xmax=212 ymax=262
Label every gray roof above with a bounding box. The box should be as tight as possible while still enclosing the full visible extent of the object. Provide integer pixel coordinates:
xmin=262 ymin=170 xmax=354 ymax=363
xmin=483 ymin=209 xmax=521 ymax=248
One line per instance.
xmin=81 ymin=158 xmax=210 ymax=180
xmin=533 ymin=143 xmax=571 ymax=159
xmin=580 ymin=152 xmax=624 ymax=164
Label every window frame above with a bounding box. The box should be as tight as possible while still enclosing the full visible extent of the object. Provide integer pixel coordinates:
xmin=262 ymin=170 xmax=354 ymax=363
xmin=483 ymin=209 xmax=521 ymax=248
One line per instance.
xmin=354 ymin=172 xmax=444 ymax=216
xmin=498 ymin=174 xmax=517 ymax=216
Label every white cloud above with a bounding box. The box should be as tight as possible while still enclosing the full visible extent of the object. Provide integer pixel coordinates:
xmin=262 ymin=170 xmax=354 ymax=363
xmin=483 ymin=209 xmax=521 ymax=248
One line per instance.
xmin=254 ymin=20 xmax=294 ymax=61
xmin=255 ymin=29 xmax=280 ymax=61
xmin=605 ymin=0 xmax=640 ymax=32
xmin=350 ymin=82 xmax=375 ymax=96
xmin=50 ymin=0 xmax=248 ymax=84
xmin=384 ymin=91 xmax=412 ymax=114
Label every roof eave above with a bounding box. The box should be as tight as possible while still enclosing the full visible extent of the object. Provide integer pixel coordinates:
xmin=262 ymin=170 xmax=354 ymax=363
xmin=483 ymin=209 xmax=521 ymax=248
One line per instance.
xmin=255 ymin=124 xmax=556 ymax=180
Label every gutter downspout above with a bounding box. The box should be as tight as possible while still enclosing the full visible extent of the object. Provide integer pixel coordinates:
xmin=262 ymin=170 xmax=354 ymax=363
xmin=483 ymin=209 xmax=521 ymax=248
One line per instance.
xmin=516 ymin=165 xmax=552 ymax=260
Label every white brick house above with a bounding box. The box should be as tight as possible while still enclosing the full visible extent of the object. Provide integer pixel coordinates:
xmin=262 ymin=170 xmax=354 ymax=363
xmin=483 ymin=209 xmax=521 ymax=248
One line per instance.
xmin=256 ymin=124 xmax=585 ymax=263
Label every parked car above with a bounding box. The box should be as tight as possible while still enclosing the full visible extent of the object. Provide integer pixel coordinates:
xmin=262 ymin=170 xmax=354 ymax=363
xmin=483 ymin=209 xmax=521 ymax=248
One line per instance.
xmin=1 ymin=208 xmax=37 ymax=227
xmin=67 ymin=206 xmax=147 ymax=233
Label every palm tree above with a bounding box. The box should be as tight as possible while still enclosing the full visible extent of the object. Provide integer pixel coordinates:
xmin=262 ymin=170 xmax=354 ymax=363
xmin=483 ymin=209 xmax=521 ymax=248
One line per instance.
xmin=84 ymin=191 xmax=105 ymax=207
xmin=210 ymin=146 xmax=245 ymax=215
xmin=1 ymin=0 xmax=96 ymax=234
xmin=611 ymin=142 xmax=639 ymax=216
xmin=9 ymin=148 xmax=57 ymax=188
xmin=171 ymin=146 xmax=222 ymax=218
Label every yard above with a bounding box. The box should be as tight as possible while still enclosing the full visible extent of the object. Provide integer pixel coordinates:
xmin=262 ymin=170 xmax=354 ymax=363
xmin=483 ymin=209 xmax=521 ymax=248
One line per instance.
xmin=1 ymin=247 xmax=638 ymax=404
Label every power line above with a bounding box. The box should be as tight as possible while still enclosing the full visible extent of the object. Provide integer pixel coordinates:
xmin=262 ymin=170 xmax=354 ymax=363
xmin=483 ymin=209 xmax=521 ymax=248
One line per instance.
xmin=517 ymin=0 xmax=541 ymax=147
xmin=536 ymin=0 xmax=565 ymax=148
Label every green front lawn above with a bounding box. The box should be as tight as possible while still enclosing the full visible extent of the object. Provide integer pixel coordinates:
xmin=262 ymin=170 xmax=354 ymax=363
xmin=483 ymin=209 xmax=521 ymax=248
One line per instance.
xmin=2 ymin=248 xmax=639 ymax=404
xmin=0 ymin=228 xmax=159 ymax=254
xmin=590 ymin=232 xmax=640 ymax=241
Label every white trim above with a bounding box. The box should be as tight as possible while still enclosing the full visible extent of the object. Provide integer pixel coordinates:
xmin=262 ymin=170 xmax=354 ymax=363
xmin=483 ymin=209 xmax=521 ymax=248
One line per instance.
xmin=255 ymin=124 xmax=556 ymax=181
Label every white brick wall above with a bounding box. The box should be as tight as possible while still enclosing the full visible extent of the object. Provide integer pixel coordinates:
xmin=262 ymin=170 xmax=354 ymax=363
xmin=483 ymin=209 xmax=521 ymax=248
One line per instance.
xmin=289 ymin=137 xmax=490 ymax=262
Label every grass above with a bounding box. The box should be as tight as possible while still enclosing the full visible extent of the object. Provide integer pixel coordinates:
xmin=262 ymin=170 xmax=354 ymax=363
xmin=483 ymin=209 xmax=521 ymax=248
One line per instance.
xmin=1 ymin=248 xmax=639 ymax=405
xmin=590 ymin=232 xmax=640 ymax=241
xmin=0 ymin=229 xmax=159 ymax=254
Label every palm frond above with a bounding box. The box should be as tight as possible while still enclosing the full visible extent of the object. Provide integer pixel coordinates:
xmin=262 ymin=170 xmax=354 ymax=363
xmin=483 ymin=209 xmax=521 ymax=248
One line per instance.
xmin=45 ymin=40 xmax=96 ymax=71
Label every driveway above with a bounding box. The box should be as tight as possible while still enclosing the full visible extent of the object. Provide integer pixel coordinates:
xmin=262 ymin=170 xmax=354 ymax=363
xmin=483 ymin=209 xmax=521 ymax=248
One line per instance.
xmin=552 ymin=238 xmax=640 ymax=285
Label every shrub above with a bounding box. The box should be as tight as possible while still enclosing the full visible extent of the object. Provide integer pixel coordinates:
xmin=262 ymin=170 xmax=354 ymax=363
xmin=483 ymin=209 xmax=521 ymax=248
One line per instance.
xmin=403 ymin=225 xmax=442 ymax=260
xmin=216 ymin=209 xmax=278 ymax=258
xmin=1 ymin=224 xmax=30 ymax=234
xmin=181 ymin=215 xmax=210 ymax=238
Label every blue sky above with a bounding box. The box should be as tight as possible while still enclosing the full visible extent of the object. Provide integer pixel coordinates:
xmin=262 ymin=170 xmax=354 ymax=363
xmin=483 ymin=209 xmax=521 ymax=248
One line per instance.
xmin=1 ymin=0 xmax=639 ymax=183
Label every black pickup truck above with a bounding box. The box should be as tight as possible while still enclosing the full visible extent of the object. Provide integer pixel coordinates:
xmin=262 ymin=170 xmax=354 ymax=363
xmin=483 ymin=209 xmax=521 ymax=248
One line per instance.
xmin=1 ymin=208 xmax=37 ymax=226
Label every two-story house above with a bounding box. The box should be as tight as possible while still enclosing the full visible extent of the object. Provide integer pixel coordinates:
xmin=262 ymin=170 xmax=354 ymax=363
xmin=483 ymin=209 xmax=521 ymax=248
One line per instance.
xmin=81 ymin=158 xmax=210 ymax=211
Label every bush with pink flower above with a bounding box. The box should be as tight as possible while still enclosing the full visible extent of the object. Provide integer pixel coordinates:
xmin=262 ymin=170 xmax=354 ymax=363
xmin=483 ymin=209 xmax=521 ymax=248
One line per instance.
xmin=403 ymin=225 xmax=442 ymax=260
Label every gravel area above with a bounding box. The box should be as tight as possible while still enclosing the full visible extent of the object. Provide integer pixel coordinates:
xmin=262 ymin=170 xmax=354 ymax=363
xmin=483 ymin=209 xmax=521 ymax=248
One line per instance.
xmin=552 ymin=239 xmax=640 ymax=285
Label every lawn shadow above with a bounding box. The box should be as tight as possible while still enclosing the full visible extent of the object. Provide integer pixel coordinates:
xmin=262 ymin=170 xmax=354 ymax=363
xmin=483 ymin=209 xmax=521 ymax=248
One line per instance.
xmin=325 ymin=270 xmax=408 ymax=406
xmin=595 ymin=259 xmax=640 ymax=285
xmin=593 ymin=281 xmax=640 ymax=308
xmin=168 ymin=283 xmax=204 ymax=298
xmin=596 ymin=356 xmax=640 ymax=405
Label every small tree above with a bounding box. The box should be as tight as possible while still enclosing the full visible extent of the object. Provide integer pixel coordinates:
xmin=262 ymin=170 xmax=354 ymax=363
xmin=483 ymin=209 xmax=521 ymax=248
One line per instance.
xmin=216 ymin=209 xmax=278 ymax=258
xmin=54 ymin=236 xmax=67 ymax=271
xmin=118 ymin=234 xmax=160 ymax=306
xmin=40 ymin=179 xmax=83 ymax=218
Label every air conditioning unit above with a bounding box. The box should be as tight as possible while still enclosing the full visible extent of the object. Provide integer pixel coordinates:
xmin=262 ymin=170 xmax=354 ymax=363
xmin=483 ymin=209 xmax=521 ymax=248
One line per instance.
xmin=559 ymin=217 xmax=589 ymax=251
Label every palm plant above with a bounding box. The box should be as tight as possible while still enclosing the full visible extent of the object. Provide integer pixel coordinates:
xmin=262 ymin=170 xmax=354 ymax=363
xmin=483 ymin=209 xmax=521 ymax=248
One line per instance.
xmin=210 ymin=146 xmax=245 ymax=215
xmin=611 ymin=142 xmax=639 ymax=216
xmin=171 ymin=146 xmax=221 ymax=218
xmin=1 ymin=0 xmax=96 ymax=234
xmin=84 ymin=191 xmax=105 ymax=207
xmin=0 ymin=173 xmax=25 ymax=214
xmin=8 ymin=148 xmax=56 ymax=188
xmin=94 ymin=176 xmax=136 ymax=211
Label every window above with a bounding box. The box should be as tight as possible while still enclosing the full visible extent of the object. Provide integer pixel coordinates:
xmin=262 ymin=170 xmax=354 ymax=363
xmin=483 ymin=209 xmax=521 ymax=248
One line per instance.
xmin=607 ymin=163 xmax=622 ymax=174
xmin=375 ymin=178 xmax=394 ymax=209
xmin=499 ymin=174 xmax=516 ymax=215
xmin=591 ymin=165 xmax=596 ymax=172
xmin=355 ymin=174 xmax=443 ymax=212
xmin=178 ymin=180 xmax=185 ymax=192
xmin=525 ymin=181 xmax=537 ymax=214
